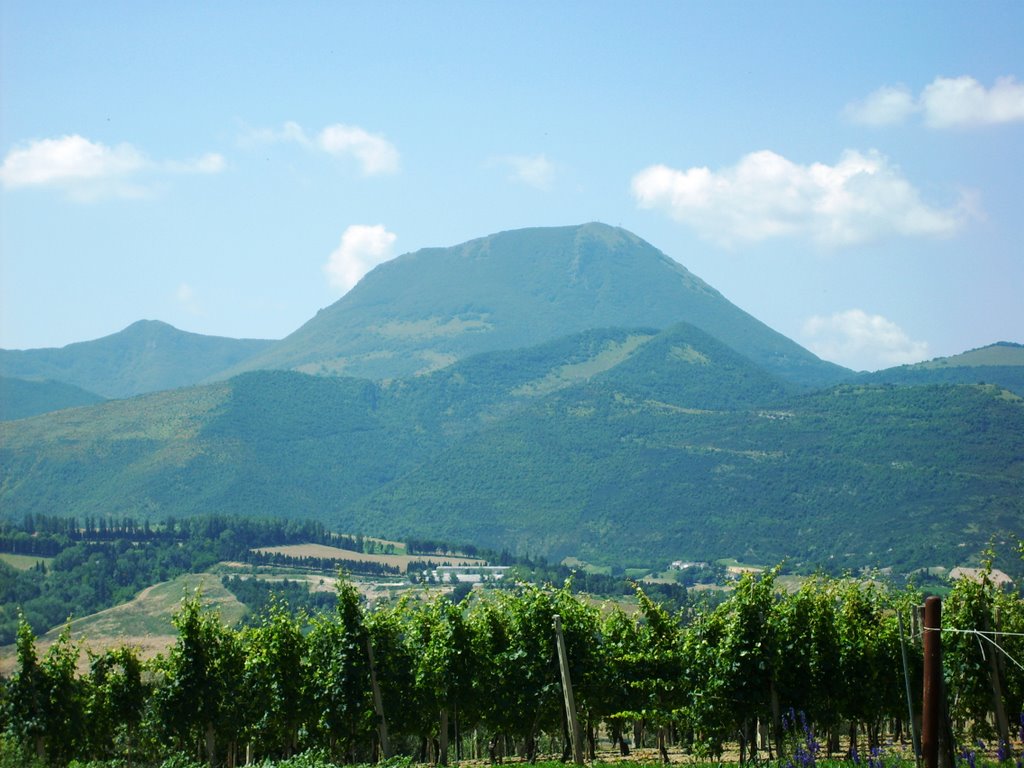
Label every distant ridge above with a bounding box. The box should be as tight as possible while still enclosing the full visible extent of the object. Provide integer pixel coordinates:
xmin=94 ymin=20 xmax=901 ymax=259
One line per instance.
xmin=229 ymin=223 xmax=849 ymax=387
xmin=0 ymin=376 xmax=104 ymax=421
xmin=0 ymin=320 xmax=275 ymax=399
xmin=862 ymin=342 xmax=1024 ymax=396
xmin=913 ymin=341 xmax=1024 ymax=368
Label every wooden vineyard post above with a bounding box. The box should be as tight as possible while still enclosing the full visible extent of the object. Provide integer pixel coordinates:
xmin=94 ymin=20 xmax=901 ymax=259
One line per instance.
xmin=922 ymin=596 xmax=941 ymax=768
xmin=366 ymin=633 xmax=391 ymax=758
xmin=982 ymin=610 xmax=1010 ymax=751
xmin=553 ymin=614 xmax=585 ymax=764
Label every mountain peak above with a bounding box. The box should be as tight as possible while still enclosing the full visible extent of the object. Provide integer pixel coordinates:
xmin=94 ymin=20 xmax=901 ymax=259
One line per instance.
xmin=231 ymin=223 xmax=846 ymax=386
xmin=0 ymin=320 xmax=274 ymax=399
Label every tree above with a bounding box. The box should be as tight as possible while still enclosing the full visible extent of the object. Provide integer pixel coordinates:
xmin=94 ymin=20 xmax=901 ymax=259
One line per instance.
xmin=600 ymin=606 xmax=641 ymax=756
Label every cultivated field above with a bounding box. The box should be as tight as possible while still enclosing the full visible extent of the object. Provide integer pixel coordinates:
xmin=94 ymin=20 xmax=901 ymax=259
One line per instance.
xmin=252 ymin=542 xmax=486 ymax=573
xmin=0 ymin=571 xmax=245 ymax=675
xmin=0 ymin=552 xmax=53 ymax=570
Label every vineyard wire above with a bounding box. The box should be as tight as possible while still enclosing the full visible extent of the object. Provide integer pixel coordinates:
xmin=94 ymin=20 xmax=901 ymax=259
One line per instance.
xmin=920 ymin=627 xmax=1024 ymax=672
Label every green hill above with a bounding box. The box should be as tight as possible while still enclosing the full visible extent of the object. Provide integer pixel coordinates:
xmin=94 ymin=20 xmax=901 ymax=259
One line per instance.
xmin=349 ymin=375 xmax=1024 ymax=570
xmin=2 ymin=326 xmax=1020 ymax=572
xmin=228 ymin=223 xmax=848 ymax=388
xmin=917 ymin=341 xmax=1024 ymax=368
xmin=0 ymin=572 xmax=244 ymax=675
xmin=0 ymin=376 xmax=105 ymax=421
xmin=861 ymin=342 xmax=1024 ymax=395
xmin=0 ymin=319 xmax=274 ymax=399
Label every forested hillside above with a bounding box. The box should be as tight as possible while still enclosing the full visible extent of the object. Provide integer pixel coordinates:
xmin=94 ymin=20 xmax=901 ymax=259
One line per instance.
xmin=2 ymin=323 xmax=1021 ymax=572
xmin=861 ymin=342 xmax=1024 ymax=396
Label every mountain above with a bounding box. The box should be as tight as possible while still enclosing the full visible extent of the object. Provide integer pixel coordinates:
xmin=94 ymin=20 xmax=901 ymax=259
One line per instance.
xmin=227 ymin=223 xmax=848 ymax=387
xmin=2 ymin=324 xmax=1020 ymax=571
xmin=0 ymin=376 xmax=105 ymax=421
xmin=861 ymin=342 xmax=1024 ymax=396
xmin=0 ymin=320 xmax=275 ymax=399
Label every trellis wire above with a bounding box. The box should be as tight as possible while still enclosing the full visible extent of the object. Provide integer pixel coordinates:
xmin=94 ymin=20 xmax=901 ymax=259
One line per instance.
xmin=920 ymin=626 xmax=1024 ymax=672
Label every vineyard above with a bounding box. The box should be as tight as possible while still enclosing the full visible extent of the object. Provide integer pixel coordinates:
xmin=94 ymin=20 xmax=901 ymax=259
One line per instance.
xmin=1 ymin=568 xmax=1022 ymax=768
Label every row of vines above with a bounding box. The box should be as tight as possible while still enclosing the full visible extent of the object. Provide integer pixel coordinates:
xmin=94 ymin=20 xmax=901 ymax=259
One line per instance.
xmin=2 ymin=569 xmax=1022 ymax=768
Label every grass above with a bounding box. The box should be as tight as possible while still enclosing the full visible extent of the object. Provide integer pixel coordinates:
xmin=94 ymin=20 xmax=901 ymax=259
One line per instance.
xmin=511 ymin=334 xmax=654 ymax=396
xmin=253 ymin=543 xmax=485 ymax=573
xmin=919 ymin=342 xmax=1024 ymax=368
xmin=561 ymin=557 xmax=613 ymax=576
xmin=716 ymin=557 xmax=767 ymax=573
xmin=0 ymin=571 xmax=246 ymax=675
xmin=0 ymin=552 xmax=53 ymax=570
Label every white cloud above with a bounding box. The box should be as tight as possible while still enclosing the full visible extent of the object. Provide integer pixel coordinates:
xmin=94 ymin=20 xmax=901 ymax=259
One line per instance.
xmin=846 ymin=75 xmax=1024 ymax=128
xmin=317 ymin=124 xmax=399 ymax=176
xmin=0 ymin=134 xmax=225 ymax=201
xmin=167 ymin=153 xmax=226 ymax=174
xmin=844 ymin=85 xmax=919 ymax=126
xmin=801 ymin=309 xmax=929 ymax=372
xmin=631 ymin=149 xmax=968 ymax=247
xmin=238 ymin=120 xmax=311 ymax=148
xmin=324 ymin=224 xmax=397 ymax=293
xmin=0 ymin=135 xmax=145 ymax=187
xmin=491 ymin=154 xmax=555 ymax=189
xmin=241 ymin=121 xmax=400 ymax=176
xmin=921 ymin=76 xmax=1024 ymax=128
xmin=176 ymin=282 xmax=203 ymax=316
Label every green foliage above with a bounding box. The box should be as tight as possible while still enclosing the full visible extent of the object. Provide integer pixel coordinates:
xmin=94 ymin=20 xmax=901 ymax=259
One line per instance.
xmin=243 ymin=598 xmax=309 ymax=758
xmin=0 ymin=514 xmax=344 ymax=644
xmin=944 ymin=568 xmax=1024 ymax=743
xmin=0 ymin=733 xmax=45 ymax=768
xmin=153 ymin=593 xmax=244 ymax=763
xmin=304 ymin=581 xmax=373 ymax=761
xmin=4 ymin=618 xmax=88 ymax=764
xmin=3 ymin=328 xmax=1022 ymax=575
xmin=772 ymin=577 xmax=844 ymax=729
xmin=832 ymin=580 xmax=904 ymax=744
xmin=84 ymin=646 xmax=147 ymax=762
xmin=3 ymin=574 xmax=1023 ymax=767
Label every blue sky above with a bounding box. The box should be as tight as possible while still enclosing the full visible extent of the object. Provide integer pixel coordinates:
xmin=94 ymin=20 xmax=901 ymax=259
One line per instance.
xmin=2 ymin=1 xmax=1022 ymax=371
